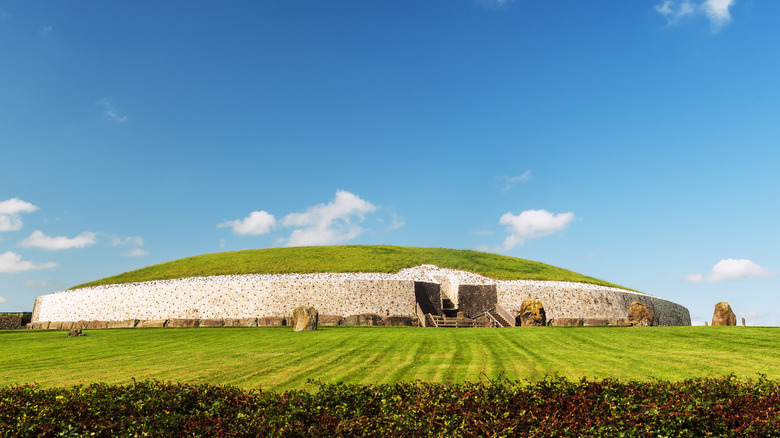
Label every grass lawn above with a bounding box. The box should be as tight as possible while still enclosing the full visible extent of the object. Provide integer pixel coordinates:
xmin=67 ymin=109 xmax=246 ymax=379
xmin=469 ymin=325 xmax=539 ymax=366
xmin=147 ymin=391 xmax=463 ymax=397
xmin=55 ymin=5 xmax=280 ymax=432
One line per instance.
xmin=73 ymin=245 xmax=630 ymax=290
xmin=1 ymin=326 xmax=776 ymax=391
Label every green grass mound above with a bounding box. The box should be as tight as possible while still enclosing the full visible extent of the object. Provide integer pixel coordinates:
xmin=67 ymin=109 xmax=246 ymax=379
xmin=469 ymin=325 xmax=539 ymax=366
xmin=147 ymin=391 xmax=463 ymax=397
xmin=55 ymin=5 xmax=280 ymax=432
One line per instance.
xmin=74 ymin=245 xmax=627 ymax=290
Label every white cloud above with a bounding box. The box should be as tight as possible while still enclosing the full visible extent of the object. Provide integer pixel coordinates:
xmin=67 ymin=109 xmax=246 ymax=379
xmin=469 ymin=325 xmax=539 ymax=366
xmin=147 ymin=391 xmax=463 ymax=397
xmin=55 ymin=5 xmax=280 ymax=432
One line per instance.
xmin=496 ymin=209 xmax=575 ymax=251
xmin=0 ymin=10 xmax=12 ymax=20
xmin=219 ymin=211 xmax=276 ymax=235
xmin=108 ymin=235 xmax=148 ymax=256
xmin=39 ymin=25 xmax=53 ymax=36
xmin=121 ymin=248 xmax=149 ymax=257
xmin=499 ymin=171 xmax=532 ymax=192
xmin=111 ymin=236 xmax=144 ymax=247
xmin=0 ymin=251 xmax=57 ymax=273
xmin=655 ymin=0 xmax=734 ymax=31
xmin=0 ymin=296 xmax=6 ymax=303
xmin=19 ymin=230 xmax=97 ymax=250
xmin=702 ymin=0 xmax=734 ymax=30
xmin=386 ymin=212 xmax=405 ymax=231
xmin=282 ymin=190 xmax=378 ymax=247
xmin=0 ymin=198 xmax=38 ymax=232
xmin=685 ymin=258 xmax=776 ymax=283
xmin=655 ymin=0 xmax=697 ymax=24
xmin=95 ymin=99 xmax=128 ymax=123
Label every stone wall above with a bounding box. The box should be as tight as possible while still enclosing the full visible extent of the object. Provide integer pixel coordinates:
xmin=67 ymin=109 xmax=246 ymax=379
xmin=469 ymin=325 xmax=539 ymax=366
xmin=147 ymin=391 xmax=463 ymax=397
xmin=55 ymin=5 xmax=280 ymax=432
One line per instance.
xmin=32 ymin=273 xmax=418 ymax=323
xmin=457 ymin=284 xmax=496 ymax=317
xmin=496 ymin=281 xmax=690 ymax=326
xmin=30 ymin=266 xmax=691 ymax=327
xmin=0 ymin=315 xmax=22 ymax=330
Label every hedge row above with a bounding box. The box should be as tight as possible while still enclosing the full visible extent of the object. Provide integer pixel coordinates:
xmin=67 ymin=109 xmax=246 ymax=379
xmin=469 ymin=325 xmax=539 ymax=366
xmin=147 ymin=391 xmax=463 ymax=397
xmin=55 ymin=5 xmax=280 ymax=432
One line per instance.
xmin=2 ymin=375 xmax=779 ymax=437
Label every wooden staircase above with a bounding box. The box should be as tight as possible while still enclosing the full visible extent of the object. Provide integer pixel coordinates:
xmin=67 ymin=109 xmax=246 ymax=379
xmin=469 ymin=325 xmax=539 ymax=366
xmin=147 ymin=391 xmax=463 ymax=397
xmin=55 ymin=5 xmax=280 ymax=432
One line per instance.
xmin=417 ymin=300 xmax=514 ymax=328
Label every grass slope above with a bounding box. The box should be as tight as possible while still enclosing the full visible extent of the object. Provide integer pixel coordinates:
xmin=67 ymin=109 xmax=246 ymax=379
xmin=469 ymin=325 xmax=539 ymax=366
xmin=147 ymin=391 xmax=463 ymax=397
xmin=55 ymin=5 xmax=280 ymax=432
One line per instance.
xmin=74 ymin=245 xmax=629 ymax=290
xmin=2 ymin=326 xmax=776 ymax=391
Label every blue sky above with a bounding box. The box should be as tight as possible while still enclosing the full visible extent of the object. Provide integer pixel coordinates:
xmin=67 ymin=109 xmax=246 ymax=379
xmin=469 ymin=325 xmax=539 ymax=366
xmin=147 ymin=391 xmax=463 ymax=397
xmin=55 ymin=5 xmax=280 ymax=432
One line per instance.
xmin=1 ymin=0 xmax=778 ymax=325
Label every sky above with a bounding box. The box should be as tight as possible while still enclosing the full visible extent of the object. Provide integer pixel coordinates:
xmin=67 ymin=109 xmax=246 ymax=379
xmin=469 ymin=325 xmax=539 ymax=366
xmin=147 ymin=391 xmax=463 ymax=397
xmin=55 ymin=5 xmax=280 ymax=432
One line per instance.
xmin=1 ymin=0 xmax=778 ymax=326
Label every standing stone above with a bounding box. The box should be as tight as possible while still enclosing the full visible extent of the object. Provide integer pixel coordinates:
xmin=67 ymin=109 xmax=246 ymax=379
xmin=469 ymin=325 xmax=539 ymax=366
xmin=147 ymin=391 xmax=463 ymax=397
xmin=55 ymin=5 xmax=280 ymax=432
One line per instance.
xmin=292 ymin=306 xmax=318 ymax=332
xmin=712 ymin=302 xmax=737 ymax=326
xmin=519 ymin=297 xmax=546 ymax=326
xmin=627 ymin=301 xmax=654 ymax=327
xmin=742 ymin=317 xmax=746 ymax=327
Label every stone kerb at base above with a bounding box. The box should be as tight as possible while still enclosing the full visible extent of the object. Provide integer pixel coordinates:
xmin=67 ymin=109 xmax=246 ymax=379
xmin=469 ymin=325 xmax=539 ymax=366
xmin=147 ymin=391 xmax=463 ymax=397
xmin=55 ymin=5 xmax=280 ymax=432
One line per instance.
xmin=497 ymin=281 xmax=691 ymax=326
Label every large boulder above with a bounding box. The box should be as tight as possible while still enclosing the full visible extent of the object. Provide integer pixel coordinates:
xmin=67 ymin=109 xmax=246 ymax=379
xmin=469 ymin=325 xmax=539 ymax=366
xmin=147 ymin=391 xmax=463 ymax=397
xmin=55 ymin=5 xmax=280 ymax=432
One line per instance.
xmin=292 ymin=306 xmax=318 ymax=332
xmin=549 ymin=318 xmax=584 ymax=327
xmin=167 ymin=319 xmax=200 ymax=328
xmin=628 ymin=301 xmax=654 ymax=327
xmin=257 ymin=316 xmax=286 ymax=327
xmin=382 ymin=316 xmax=415 ymax=327
xmin=85 ymin=321 xmax=109 ymax=329
xmin=224 ymin=318 xmax=258 ymax=327
xmin=107 ymin=319 xmax=139 ymax=329
xmin=583 ymin=318 xmax=610 ymax=327
xmin=712 ymin=302 xmax=737 ymax=326
xmin=318 ymin=315 xmax=344 ymax=326
xmin=138 ymin=319 xmax=168 ymax=328
xmin=343 ymin=313 xmax=383 ymax=326
xmin=518 ymin=297 xmax=546 ymax=326
xmin=198 ymin=319 xmax=225 ymax=327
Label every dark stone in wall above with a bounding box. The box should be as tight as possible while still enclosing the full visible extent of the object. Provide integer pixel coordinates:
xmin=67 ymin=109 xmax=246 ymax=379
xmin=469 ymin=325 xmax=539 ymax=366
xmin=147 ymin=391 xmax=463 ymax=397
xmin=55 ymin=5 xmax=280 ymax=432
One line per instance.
xmin=458 ymin=284 xmax=497 ymax=318
xmin=0 ymin=316 xmax=22 ymax=330
xmin=414 ymin=282 xmax=442 ymax=315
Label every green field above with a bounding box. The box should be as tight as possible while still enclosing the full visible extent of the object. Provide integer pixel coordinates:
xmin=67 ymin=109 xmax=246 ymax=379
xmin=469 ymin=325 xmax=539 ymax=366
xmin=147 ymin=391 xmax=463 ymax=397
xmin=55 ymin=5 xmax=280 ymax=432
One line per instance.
xmin=2 ymin=326 xmax=776 ymax=391
xmin=73 ymin=245 xmax=630 ymax=290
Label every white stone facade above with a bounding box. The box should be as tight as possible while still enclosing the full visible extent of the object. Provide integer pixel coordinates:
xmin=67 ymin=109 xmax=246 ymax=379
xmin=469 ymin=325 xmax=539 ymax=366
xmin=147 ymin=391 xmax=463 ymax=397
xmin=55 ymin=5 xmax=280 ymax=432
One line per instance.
xmin=31 ymin=265 xmax=691 ymax=326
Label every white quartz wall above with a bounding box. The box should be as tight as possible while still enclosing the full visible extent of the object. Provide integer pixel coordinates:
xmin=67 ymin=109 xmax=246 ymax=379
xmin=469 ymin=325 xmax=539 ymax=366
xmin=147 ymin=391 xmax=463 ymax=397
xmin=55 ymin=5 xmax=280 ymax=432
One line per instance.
xmin=497 ymin=281 xmax=691 ymax=326
xmin=31 ymin=267 xmax=691 ymax=326
xmin=32 ymin=273 xmax=417 ymax=322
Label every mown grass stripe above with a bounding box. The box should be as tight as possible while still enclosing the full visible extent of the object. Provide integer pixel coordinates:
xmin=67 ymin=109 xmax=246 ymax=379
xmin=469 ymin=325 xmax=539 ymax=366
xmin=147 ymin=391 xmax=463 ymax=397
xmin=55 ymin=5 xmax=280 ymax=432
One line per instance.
xmin=3 ymin=327 xmax=780 ymax=392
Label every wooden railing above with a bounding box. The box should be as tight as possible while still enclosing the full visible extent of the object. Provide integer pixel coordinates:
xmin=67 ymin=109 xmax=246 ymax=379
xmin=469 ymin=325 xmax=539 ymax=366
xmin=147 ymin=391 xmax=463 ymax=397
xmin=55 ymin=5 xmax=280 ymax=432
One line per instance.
xmin=416 ymin=302 xmax=427 ymax=328
xmin=495 ymin=304 xmax=515 ymax=327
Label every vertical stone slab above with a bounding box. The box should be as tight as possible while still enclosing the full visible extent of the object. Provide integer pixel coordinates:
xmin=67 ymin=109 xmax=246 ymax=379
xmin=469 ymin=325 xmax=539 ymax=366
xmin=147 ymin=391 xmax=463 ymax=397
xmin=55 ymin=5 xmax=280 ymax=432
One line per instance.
xmin=292 ymin=306 xmax=318 ymax=331
xmin=458 ymin=284 xmax=496 ymax=318
xmin=712 ymin=302 xmax=736 ymax=326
